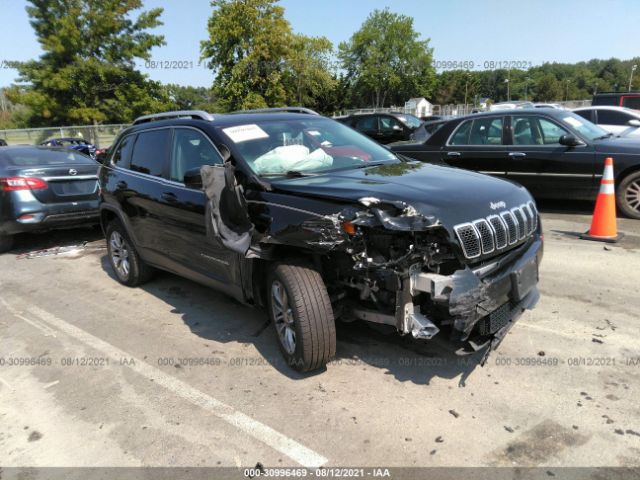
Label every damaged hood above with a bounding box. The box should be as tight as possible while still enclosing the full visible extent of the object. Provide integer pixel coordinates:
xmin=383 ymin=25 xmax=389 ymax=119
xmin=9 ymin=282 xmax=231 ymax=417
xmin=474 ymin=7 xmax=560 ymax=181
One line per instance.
xmin=268 ymin=162 xmax=534 ymax=227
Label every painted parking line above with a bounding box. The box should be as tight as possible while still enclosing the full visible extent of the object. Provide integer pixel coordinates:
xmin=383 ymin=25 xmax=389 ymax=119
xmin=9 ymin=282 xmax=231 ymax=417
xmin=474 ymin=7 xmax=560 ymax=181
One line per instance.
xmin=0 ymin=297 xmax=328 ymax=468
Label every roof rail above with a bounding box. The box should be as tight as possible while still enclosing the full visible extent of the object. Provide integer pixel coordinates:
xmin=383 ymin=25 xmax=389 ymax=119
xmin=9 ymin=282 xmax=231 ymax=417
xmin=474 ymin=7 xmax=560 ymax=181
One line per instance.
xmin=133 ymin=110 xmax=214 ymax=125
xmin=230 ymin=107 xmax=320 ymax=116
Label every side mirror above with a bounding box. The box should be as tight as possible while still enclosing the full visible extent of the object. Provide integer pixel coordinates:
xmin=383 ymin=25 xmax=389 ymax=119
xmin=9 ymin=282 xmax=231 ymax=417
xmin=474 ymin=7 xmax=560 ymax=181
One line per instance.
xmin=184 ymin=167 xmax=203 ymax=189
xmin=628 ymin=119 xmax=640 ymax=127
xmin=559 ymin=134 xmax=580 ymax=147
xmin=392 ymin=125 xmax=403 ymax=132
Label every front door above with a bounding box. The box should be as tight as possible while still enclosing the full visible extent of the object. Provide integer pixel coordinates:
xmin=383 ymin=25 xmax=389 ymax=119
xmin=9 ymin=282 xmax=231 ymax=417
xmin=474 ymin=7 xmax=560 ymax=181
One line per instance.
xmin=505 ymin=115 xmax=597 ymax=200
xmin=159 ymin=127 xmax=240 ymax=287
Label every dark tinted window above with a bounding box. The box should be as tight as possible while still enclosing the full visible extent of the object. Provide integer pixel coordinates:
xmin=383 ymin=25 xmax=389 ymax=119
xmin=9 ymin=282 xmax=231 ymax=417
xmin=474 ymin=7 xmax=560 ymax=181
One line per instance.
xmin=111 ymin=134 xmax=136 ymax=168
xmin=574 ymin=110 xmax=593 ymax=122
xmin=129 ymin=129 xmax=171 ymax=177
xmin=622 ymin=97 xmax=640 ymax=110
xmin=598 ymin=109 xmax=632 ymax=126
xmin=0 ymin=148 xmax=94 ymax=166
xmin=354 ymin=116 xmax=377 ymax=131
xmin=592 ymin=95 xmax=619 ymax=106
xmin=170 ymin=129 xmax=222 ymax=182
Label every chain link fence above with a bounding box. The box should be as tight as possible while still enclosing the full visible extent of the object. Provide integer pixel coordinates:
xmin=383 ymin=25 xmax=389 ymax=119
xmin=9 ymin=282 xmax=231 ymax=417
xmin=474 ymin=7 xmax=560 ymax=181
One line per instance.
xmin=0 ymin=124 xmax=129 ymax=148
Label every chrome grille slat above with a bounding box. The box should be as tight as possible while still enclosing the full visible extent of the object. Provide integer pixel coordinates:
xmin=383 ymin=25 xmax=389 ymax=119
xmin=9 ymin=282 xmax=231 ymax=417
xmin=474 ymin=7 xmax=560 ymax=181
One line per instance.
xmin=487 ymin=215 xmax=508 ymax=249
xmin=500 ymin=211 xmax=518 ymax=245
xmin=472 ymin=219 xmax=495 ymax=254
xmin=512 ymin=207 xmax=527 ymax=240
xmin=453 ymin=223 xmax=481 ymax=259
xmin=454 ymin=202 xmax=539 ymax=260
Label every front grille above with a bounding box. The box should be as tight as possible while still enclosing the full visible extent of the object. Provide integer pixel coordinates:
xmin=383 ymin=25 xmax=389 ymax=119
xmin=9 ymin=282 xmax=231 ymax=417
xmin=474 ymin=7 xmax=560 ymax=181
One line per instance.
xmin=454 ymin=202 xmax=538 ymax=260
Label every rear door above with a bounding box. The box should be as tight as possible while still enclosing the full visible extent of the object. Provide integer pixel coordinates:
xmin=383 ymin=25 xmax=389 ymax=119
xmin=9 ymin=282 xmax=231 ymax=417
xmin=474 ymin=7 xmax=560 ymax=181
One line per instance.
xmin=441 ymin=115 xmax=510 ymax=179
xmin=621 ymin=95 xmax=640 ymax=110
xmin=159 ymin=127 xmax=239 ymax=286
xmin=117 ymin=128 xmax=172 ymax=255
xmin=505 ymin=114 xmax=596 ymax=199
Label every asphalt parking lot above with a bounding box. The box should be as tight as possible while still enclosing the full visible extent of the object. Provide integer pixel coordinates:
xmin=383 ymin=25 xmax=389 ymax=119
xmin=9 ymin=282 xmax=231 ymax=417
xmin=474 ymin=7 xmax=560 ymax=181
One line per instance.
xmin=1 ymin=201 xmax=639 ymax=471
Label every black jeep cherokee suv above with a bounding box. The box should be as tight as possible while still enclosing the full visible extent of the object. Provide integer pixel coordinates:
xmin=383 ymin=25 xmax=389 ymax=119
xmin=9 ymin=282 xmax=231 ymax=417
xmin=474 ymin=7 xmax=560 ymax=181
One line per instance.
xmin=99 ymin=108 xmax=543 ymax=372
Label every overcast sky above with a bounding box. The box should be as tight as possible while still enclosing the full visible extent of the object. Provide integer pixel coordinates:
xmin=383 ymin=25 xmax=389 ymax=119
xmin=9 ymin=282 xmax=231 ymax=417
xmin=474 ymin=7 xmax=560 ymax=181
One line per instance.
xmin=1 ymin=0 xmax=639 ymax=87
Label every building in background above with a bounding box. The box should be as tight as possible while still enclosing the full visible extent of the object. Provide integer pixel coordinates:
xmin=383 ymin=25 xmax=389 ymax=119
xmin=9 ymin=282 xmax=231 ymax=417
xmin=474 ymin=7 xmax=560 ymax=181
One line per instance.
xmin=404 ymin=97 xmax=433 ymax=117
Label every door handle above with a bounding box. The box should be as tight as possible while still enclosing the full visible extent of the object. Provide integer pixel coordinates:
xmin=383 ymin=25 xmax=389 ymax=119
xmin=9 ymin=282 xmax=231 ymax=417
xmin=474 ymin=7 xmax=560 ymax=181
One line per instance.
xmin=447 ymin=151 xmax=461 ymax=157
xmin=161 ymin=192 xmax=178 ymax=203
xmin=509 ymin=152 xmax=527 ymax=157
xmin=116 ymin=181 xmax=127 ymax=190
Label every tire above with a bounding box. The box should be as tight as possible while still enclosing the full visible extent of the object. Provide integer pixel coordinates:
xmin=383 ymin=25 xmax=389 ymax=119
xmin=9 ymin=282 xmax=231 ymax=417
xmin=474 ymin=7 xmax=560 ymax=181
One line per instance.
xmin=267 ymin=262 xmax=336 ymax=372
xmin=617 ymin=171 xmax=640 ymax=220
xmin=0 ymin=234 xmax=14 ymax=253
xmin=106 ymin=220 xmax=154 ymax=287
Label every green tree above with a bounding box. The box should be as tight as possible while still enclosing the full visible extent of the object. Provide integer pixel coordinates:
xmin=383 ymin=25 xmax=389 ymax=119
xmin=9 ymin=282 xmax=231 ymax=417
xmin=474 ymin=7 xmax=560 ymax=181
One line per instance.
xmin=533 ymin=73 xmax=563 ymax=102
xmin=7 ymin=0 xmax=170 ymax=127
xmin=286 ymin=34 xmax=337 ymax=111
xmin=201 ymin=0 xmax=292 ymax=111
xmin=338 ymin=8 xmax=435 ymax=108
xmin=164 ymin=84 xmax=221 ymax=111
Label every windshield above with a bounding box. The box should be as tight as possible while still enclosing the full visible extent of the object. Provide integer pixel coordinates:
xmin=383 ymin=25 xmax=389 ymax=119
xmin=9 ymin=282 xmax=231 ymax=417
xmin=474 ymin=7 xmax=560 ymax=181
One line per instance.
xmin=559 ymin=112 xmax=610 ymax=141
xmin=218 ymin=117 xmax=398 ymax=176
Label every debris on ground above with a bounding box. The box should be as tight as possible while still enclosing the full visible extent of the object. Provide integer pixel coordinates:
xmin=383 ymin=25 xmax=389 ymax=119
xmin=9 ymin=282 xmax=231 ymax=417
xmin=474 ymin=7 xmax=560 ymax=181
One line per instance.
xmin=448 ymin=409 xmax=460 ymax=418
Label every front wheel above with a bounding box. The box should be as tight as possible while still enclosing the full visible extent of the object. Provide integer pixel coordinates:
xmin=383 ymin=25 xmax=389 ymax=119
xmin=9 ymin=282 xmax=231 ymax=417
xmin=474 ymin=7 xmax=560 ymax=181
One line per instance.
xmin=0 ymin=234 xmax=14 ymax=253
xmin=267 ymin=262 xmax=336 ymax=372
xmin=617 ymin=171 xmax=640 ymax=219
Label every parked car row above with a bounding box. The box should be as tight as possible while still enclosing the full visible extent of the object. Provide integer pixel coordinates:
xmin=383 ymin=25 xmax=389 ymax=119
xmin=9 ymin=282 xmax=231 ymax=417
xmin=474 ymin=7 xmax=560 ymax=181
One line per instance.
xmin=389 ymin=108 xmax=640 ymax=219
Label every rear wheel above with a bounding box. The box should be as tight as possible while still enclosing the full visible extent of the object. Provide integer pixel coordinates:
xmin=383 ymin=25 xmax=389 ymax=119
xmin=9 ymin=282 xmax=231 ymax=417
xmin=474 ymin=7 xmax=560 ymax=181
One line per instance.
xmin=106 ymin=221 xmax=154 ymax=287
xmin=0 ymin=234 xmax=14 ymax=253
xmin=617 ymin=171 xmax=640 ymax=219
xmin=267 ymin=262 xmax=336 ymax=372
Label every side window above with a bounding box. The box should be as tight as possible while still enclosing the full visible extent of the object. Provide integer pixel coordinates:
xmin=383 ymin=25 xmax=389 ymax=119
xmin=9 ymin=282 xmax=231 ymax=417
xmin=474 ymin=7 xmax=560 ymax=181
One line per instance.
xmin=597 ymin=109 xmax=632 ymax=126
xmin=379 ymin=116 xmax=403 ymax=132
xmin=622 ymin=97 xmax=640 ymax=110
xmin=574 ymin=110 xmax=592 ymax=122
xmin=537 ymin=118 xmax=570 ymax=145
xmin=449 ymin=120 xmax=472 ymax=145
xmin=170 ymin=129 xmax=222 ymax=182
xmin=355 ymin=116 xmax=377 ymax=131
xmin=111 ymin=134 xmax=135 ymax=168
xmin=129 ymin=129 xmax=171 ymax=177
xmin=468 ymin=117 xmax=503 ymax=145
xmin=512 ymin=116 xmax=539 ymax=145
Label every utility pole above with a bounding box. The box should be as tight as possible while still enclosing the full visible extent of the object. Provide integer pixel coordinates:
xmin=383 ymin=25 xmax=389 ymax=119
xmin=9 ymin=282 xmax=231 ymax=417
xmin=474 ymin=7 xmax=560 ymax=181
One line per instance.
xmin=565 ymin=79 xmax=571 ymax=101
xmin=629 ymin=64 xmax=638 ymax=92
xmin=524 ymin=77 xmax=530 ymax=101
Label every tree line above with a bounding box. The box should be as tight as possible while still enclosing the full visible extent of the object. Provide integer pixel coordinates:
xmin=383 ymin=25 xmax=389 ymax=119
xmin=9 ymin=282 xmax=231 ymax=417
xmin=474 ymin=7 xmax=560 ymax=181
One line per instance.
xmin=2 ymin=0 xmax=639 ymax=129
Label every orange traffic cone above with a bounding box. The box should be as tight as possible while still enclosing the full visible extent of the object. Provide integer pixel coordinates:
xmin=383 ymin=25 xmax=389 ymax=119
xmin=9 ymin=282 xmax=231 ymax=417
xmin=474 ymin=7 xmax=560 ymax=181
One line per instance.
xmin=580 ymin=157 xmax=624 ymax=243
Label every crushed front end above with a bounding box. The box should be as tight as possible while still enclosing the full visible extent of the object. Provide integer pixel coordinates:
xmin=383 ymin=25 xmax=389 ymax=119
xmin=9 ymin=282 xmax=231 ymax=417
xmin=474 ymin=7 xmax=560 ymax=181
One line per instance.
xmin=319 ymin=197 xmax=543 ymax=360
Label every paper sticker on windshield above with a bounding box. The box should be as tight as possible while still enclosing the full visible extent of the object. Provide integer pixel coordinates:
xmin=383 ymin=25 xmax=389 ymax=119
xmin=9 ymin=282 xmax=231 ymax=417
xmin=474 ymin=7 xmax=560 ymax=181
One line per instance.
xmin=563 ymin=116 xmax=583 ymax=128
xmin=307 ymin=130 xmax=321 ymax=136
xmin=222 ymin=124 xmax=269 ymax=143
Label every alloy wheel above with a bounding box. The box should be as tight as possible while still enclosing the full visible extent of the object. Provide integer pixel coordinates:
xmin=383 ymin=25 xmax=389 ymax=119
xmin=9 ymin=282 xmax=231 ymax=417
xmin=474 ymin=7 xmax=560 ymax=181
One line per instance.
xmin=110 ymin=231 xmax=130 ymax=280
xmin=271 ymin=280 xmax=296 ymax=355
xmin=624 ymin=179 xmax=640 ymax=214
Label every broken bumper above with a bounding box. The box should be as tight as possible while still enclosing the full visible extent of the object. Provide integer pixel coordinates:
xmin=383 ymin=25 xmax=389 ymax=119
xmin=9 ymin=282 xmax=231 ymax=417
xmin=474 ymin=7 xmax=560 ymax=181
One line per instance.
xmin=407 ymin=237 xmax=543 ymax=343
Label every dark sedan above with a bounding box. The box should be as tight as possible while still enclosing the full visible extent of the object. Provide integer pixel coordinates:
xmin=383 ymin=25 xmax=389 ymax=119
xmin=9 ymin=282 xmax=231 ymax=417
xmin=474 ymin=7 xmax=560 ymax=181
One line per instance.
xmin=40 ymin=137 xmax=97 ymax=158
xmin=391 ymin=109 xmax=640 ymax=219
xmin=336 ymin=112 xmax=422 ymax=144
xmin=0 ymin=146 xmax=100 ymax=252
